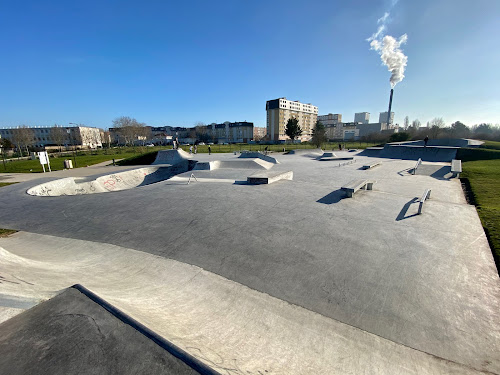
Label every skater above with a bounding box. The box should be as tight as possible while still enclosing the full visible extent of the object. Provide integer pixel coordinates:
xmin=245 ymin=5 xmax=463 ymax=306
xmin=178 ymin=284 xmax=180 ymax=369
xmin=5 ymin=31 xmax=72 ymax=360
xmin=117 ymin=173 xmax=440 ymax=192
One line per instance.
xmin=189 ymin=145 xmax=193 ymax=154
xmin=208 ymin=145 xmax=211 ymax=155
xmin=194 ymin=145 xmax=197 ymax=154
xmin=338 ymin=143 xmax=342 ymax=151
xmin=424 ymin=136 xmax=429 ymax=147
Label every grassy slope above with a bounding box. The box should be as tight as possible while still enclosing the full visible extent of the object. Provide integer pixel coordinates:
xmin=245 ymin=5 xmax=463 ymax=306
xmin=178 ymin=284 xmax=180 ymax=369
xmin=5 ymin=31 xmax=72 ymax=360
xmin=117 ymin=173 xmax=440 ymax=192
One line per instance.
xmin=0 ymin=147 xmax=162 ymax=173
xmin=0 ymin=182 xmax=17 ymax=188
xmin=457 ymin=145 xmax=500 ymax=271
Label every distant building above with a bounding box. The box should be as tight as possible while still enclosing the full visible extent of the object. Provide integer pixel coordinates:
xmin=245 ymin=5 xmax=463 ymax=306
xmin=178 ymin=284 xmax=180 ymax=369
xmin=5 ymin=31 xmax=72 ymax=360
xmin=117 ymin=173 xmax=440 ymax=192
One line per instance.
xmin=318 ymin=113 xmax=342 ymax=127
xmin=147 ymin=122 xmax=254 ymax=144
xmin=253 ymin=127 xmax=266 ymax=140
xmin=356 ymin=122 xmax=399 ymax=138
xmin=206 ymin=121 xmax=253 ymax=143
xmin=354 ymin=112 xmax=370 ymax=124
xmin=266 ymin=98 xmax=318 ymax=142
xmin=0 ymin=125 xmax=103 ymax=149
xmin=326 ymin=122 xmax=359 ymax=141
xmin=379 ymin=112 xmax=395 ymax=124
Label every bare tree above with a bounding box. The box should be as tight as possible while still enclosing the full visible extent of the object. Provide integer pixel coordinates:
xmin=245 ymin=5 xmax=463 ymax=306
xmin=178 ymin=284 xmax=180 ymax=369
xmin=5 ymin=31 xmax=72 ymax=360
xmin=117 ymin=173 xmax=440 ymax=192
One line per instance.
xmin=51 ymin=125 xmax=67 ymax=153
xmin=11 ymin=126 xmax=34 ymax=157
xmin=429 ymin=117 xmax=445 ymax=138
xmin=112 ymin=116 xmax=145 ymax=146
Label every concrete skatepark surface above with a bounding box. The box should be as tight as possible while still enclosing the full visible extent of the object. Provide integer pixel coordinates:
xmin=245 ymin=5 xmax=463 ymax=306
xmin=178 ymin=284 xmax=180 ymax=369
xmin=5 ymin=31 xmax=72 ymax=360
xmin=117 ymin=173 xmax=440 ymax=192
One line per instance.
xmin=0 ymin=147 xmax=499 ymax=374
xmin=0 ymin=287 xmax=207 ymax=375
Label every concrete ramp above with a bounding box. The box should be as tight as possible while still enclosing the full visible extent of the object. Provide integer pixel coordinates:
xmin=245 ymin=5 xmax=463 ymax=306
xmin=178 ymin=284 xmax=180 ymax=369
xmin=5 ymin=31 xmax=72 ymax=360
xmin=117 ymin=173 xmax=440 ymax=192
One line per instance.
xmin=0 ymin=286 xmax=211 ymax=375
xmin=27 ymin=165 xmax=189 ymax=196
xmin=239 ymin=151 xmax=280 ymax=164
xmin=379 ymin=144 xmax=458 ymax=162
xmin=357 ymin=147 xmax=384 ymax=157
xmin=247 ymin=170 xmax=293 ymax=185
xmin=400 ymin=138 xmax=484 ymax=148
xmin=193 ymin=159 xmax=273 ymax=170
xmin=286 ymin=148 xmax=324 ymax=157
xmin=152 ymin=149 xmax=192 ymax=165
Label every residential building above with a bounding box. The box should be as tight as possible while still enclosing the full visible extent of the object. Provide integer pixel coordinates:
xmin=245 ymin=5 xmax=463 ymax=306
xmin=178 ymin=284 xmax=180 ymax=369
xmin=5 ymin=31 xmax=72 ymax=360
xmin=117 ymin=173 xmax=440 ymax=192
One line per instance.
xmin=266 ymin=98 xmax=318 ymax=142
xmin=354 ymin=112 xmax=370 ymax=124
xmin=206 ymin=121 xmax=253 ymax=143
xmin=253 ymin=127 xmax=266 ymax=141
xmin=317 ymin=113 xmax=342 ymax=127
xmin=379 ymin=112 xmax=395 ymax=124
xmin=0 ymin=125 xmax=103 ymax=149
xmin=144 ymin=122 xmax=254 ymax=144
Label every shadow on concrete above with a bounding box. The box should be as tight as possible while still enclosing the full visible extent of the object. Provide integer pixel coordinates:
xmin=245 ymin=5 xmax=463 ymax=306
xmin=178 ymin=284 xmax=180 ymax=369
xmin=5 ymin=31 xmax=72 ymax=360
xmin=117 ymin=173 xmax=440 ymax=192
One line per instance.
xmin=429 ymin=166 xmax=452 ymax=181
xmin=397 ymin=168 xmax=413 ymax=176
xmin=317 ymin=189 xmax=345 ymax=205
xmin=233 ymin=180 xmax=249 ymax=185
xmin=396 ymin=198 xmax=419 ymax=221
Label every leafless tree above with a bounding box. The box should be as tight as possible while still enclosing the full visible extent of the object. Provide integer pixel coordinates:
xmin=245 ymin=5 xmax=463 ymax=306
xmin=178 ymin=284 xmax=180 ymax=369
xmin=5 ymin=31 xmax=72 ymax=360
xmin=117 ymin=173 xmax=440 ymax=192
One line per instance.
xmin=112 ymin=116 xmax=146 ymax=146
xmin=404 ymin=116 xmax=409 ymax=130
xmin=51 ymin=125 xmax=67 ymax=153
xmin=11 ymin=126 xmax=34 ymax=157
xmin=428 ymin=117 xmax=445 ymax=138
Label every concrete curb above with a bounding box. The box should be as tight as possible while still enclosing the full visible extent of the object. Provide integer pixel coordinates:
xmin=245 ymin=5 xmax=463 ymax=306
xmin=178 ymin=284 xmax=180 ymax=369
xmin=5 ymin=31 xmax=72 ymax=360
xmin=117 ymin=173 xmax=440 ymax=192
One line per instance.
xmin=71 ymin=284 xmax=221 ymax=375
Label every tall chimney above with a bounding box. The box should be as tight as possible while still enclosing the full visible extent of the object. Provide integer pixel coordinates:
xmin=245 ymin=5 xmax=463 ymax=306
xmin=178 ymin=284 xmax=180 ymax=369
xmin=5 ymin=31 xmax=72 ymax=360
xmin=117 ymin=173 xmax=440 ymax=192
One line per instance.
xmin=387 ymin=88 xmax=394 ymax=125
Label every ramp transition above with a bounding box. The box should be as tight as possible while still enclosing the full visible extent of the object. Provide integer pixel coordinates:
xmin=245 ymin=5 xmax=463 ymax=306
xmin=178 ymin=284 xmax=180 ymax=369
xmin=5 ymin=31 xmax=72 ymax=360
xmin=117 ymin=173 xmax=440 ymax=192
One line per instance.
xmin=0 ymin=285 xmax=215 ymax=375
xmin=27 ymin=164 xmax=189 ymax=196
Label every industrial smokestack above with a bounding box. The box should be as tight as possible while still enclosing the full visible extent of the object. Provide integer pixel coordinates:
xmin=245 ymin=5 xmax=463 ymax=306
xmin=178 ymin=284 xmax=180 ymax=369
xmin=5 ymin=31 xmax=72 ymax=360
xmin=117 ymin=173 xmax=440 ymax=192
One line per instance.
xmin=387 ymin=88 xmax=394 ymax=125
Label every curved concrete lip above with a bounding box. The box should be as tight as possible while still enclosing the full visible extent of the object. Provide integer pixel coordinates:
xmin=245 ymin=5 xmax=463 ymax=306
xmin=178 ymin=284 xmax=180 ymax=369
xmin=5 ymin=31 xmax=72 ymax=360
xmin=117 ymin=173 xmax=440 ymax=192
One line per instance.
xmin=26 ymin=165 xmax=185 ymax=197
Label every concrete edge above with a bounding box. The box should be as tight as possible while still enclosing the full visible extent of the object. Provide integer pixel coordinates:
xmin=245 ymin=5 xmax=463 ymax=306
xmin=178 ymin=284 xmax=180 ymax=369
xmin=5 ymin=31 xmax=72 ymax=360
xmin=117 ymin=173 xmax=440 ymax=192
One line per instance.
xmin=70 ymin=284 xmax=221 ymax=375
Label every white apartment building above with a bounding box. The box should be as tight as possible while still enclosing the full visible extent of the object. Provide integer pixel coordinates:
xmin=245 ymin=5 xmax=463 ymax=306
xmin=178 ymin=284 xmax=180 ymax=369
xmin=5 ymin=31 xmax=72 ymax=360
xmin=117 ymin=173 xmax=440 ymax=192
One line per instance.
xmin=266 ymin=98 xmax=318 ymax=142
xmin=354 ymin=112 xmax=370 ymax=124
xmin=0 ymin=125 xmax=103 ymax=149
xmin=379 ymin=112 xmax=395 ymax=124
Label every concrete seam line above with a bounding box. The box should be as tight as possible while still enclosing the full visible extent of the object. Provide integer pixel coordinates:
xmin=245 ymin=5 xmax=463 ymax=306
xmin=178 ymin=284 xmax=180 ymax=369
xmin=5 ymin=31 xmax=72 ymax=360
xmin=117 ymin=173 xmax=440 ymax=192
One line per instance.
xmin=70 ymin=284 xmax=221 ymax=375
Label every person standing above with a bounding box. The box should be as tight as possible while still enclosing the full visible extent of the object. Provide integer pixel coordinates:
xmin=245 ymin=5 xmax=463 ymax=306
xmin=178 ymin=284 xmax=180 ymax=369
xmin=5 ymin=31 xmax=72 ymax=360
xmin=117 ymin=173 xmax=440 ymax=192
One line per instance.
xmin=189 ymin=145 xmax=193 ymax=154
xmin=424 ymin=136 xmax=429 ymax=147
xmin=208 ymin=145 xmax=211 ymax=155
xmin=194 ymin=145 xmax=197 ymax=154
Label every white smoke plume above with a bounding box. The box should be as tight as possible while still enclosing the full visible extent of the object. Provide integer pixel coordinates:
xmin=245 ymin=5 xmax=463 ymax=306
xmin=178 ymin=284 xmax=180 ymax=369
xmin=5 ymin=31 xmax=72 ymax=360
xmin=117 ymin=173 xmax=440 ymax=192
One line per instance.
xmin=370 ymin=34 xmax=408 ymax=88
xmin=367 ymin=8 xmax=408 ymax=88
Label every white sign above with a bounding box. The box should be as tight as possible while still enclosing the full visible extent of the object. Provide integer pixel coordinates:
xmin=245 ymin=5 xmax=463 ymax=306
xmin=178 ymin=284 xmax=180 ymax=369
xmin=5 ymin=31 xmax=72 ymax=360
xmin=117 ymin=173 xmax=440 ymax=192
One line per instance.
xmin=38 ymin=151 xmax=48 ymax=165
xmin=38 ymin=151 xmax=51 ymax=172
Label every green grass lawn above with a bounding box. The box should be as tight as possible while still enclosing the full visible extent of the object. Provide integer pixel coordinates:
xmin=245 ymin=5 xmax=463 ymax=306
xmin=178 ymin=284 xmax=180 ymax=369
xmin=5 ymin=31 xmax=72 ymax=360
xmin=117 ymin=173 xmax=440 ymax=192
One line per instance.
xmin=0 ymin=146 xmax=164 ymax=173
xmin=480 ymin=140 xmax=500 ymax=150
xmin=0 ymin=182 xmax=18 ymax=188
xmin=458 ymin=145 xmax=500 ymax=272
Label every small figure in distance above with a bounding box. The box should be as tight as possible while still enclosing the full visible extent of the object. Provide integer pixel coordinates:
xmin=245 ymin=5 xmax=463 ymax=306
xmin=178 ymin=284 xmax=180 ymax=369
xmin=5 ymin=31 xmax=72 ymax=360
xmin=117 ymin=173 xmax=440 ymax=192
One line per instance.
xmin=338 ymin=143 xmax=342 ymax=151
xmin=424 ymin=136 xmax=429 ymax=147
xmin=208 ymin=145 xmax=211 ymax=155
xmin=264 ymin=146 xmax=269 ymax=155
xmin=189 ymin=145 xmax=193 ymax=154
xmin=194 ymin=144 xmax=197 ymax=154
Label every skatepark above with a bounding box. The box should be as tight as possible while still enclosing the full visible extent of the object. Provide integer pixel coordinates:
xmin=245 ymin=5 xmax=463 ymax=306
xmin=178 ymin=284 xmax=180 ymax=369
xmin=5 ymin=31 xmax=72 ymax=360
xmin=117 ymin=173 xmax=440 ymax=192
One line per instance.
xmin=0 ymin=140 xmax=499 ymax=374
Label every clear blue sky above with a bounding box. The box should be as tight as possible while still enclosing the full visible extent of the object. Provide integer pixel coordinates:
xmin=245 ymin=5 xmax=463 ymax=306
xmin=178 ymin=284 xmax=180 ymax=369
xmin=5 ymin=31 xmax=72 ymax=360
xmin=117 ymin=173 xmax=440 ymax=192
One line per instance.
xmin=1 ymin=0 xmax=499 ymax=129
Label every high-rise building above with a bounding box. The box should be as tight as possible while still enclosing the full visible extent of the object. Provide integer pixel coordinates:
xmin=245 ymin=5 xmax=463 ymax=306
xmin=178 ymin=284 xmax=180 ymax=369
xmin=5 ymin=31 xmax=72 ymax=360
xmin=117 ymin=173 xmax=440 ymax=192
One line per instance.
xmin=266 ymin=98 xmax=318 ymax=142
xmin=354 ymin=112 xmax=370 ymax=124
xmin=379 ymin=112 xmax=394 ymax=124
xmin=317 ymin=113 xmax=342 ymax=127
